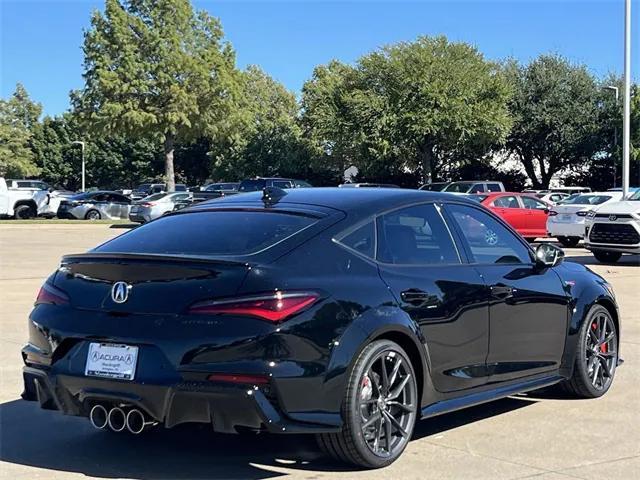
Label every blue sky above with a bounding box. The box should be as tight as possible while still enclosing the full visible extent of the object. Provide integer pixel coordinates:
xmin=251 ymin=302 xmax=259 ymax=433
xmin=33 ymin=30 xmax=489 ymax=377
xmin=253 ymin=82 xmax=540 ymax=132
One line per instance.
xmin=1 ymin=0 xmax=638 ymax=116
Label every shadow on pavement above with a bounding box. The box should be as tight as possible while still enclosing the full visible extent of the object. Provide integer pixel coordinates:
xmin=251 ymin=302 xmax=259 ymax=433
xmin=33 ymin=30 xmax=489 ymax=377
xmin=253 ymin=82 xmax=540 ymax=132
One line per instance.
xmin=0 ymin=396 xmax=536 ymax=479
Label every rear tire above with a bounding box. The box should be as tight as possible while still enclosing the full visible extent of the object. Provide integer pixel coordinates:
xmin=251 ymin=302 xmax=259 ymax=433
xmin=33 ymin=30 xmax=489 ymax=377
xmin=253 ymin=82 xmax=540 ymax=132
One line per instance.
xmin=593 ymin=251 xmax=621 ymax=264
xmin=14 ymin=204 xmax=36 ymax=219
xmin=558 ymin=236 xmax=580 ymax=248
xmin=316 ymin=340 xmax=417 ymax=469
xmin=85 ymin=209 xmax=101 ymax=220
xmin=561 ymin=305 xmax=617 ymax=398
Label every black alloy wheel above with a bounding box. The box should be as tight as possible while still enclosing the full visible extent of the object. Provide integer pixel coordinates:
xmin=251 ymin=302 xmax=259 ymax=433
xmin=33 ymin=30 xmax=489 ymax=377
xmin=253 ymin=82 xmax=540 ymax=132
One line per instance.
xmin=317 ymin=340 xmax=418 ymax=468
xmin=562 ymin=305 xmax=618 ymax=398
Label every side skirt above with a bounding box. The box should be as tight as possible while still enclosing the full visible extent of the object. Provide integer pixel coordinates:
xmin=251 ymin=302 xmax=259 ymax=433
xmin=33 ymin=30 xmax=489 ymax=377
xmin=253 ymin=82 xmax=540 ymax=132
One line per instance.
xmin=420 ymin=374 xmax=563 ymax=419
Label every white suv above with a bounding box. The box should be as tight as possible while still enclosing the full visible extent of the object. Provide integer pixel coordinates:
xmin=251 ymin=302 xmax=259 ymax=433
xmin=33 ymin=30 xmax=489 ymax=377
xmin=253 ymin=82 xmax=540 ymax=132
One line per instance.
xmin=584 ymin=189 xmax=640 ymax=263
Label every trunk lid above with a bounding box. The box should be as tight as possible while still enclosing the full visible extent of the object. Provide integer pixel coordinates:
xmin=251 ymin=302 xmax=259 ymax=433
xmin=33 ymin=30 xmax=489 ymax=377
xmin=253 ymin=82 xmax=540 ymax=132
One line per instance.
xmin=55 ymin=253 xmax=250 ymax=315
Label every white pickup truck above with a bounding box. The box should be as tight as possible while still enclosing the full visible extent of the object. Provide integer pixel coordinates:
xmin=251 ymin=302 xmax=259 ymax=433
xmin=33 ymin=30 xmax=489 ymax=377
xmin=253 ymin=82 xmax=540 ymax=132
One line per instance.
xmin=0 ymin=177 xmax=50 ymax=219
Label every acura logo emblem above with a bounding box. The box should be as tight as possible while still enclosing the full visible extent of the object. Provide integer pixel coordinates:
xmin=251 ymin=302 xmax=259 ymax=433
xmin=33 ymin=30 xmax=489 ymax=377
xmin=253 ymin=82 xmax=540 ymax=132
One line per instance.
xmin=609 ymin=214 xmax=617 ymax=221
xmin=111 ymin=281 xmax=131 ymax=304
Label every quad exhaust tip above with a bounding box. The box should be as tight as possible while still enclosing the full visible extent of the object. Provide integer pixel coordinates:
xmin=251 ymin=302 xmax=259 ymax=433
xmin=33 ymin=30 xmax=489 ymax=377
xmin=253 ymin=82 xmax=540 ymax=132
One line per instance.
xmin=89 ymin=404 xmax=108 ymax=430
xmin=126 ymin=408 xmax=154 ymax=434
xmin=107 ymin=407 xmax=127 ymax=432
xmin=90 ymin=405 xmax=157 ymax=434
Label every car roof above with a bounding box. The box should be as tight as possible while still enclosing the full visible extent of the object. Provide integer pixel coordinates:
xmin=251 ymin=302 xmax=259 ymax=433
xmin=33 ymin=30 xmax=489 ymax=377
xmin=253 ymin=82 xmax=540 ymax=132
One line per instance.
xmin=188 ymin=187 xmax=476 ymax=215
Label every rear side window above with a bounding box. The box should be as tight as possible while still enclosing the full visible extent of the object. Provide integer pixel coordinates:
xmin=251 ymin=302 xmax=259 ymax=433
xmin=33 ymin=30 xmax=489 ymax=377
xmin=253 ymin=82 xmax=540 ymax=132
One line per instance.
xmin=338 ymin=221 xmax=375 ymax=258
xmin=521 ymin=196 xmax=548 ymax=210
xmin=272 ymin=180 xmax=292 ymax=188
xmin=377 ymin=204 xmax=459 ymax=265
xmin=469 ymin=184 xmax=485 ymax=193
xmin=96 ymin=211 xmax=317 ymax=256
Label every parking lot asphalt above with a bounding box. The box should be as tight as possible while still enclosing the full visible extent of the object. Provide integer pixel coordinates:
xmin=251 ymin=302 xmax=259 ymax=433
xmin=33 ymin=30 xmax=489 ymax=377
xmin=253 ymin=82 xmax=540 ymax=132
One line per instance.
xmin=1 ymin=224 xmax=638 ymax=480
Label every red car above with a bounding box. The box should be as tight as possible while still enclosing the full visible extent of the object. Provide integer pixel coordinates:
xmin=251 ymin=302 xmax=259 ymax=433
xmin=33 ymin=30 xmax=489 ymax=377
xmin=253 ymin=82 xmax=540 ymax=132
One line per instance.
xmin=471 ymin=192 xmax=551 ymax=241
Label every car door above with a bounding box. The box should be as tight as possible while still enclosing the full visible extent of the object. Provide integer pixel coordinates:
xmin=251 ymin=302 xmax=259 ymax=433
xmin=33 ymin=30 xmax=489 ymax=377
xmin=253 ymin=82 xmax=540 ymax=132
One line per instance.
xmin=490 ymin=195 xmax=527 ymax=234
xmin=521 ymin=196 xmax=550 ymax=238
xmin=444 ymin=203 xmax=569 ymax=383
xmin=375 ymin=203 xmax=489 ymax=393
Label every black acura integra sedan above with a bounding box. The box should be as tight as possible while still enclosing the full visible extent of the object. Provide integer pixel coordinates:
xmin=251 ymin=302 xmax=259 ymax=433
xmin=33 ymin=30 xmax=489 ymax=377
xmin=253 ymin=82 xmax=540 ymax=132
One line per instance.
xmin=22 ymin=187 xmax=621 ymax=468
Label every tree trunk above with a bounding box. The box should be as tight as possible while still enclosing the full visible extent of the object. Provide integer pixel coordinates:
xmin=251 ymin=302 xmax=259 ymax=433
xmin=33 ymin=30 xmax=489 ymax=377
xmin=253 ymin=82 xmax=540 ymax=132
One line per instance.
xmin=164 ymin=131 xmax=176 ymax=192
xmin=420 ymin=144 xmax=433 ymax=184
xmin=521 ymin=156 xmax=541 ymax=188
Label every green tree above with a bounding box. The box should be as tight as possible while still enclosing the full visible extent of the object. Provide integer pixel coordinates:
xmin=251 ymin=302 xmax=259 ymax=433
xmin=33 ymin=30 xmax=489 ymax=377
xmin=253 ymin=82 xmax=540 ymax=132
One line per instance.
xmin=0 ymin=83 xmax=42 ymax=177
xmin=505 ymin=55 xmax=603 ymax=188
xmin=301 ymin=36 xmax=513 ymax=184
xmin=75 ymin=0 xmax=241 ymax=191
xmin=209 ymin=66 xmax=308 ymax=181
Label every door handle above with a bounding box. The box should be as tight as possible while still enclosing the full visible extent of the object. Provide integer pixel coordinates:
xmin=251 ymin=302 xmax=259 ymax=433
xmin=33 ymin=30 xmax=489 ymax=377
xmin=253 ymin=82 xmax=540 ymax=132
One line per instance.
xmin=400 ymin=289 xmax=438 ymax=308
xmin=490 ymin=284 xmax=515 ymax=299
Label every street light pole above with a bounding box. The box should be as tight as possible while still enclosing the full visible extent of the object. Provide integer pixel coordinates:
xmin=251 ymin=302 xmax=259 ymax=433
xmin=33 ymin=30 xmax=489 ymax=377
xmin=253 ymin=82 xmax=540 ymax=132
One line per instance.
xmin=605 ymin=86 xmax=619 ymax=187
xmin=621 ymin=0 xmax=631 ymax=197
xmin=71 ymin=141 xmax=85 ymax=192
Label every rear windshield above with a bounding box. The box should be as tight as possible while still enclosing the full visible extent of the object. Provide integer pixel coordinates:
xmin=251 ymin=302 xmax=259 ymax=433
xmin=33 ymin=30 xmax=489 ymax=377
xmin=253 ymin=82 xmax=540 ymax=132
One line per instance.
xmin=96 ymin=211 xmax=317 ymax=257
xmin=570 ymin=195 xmax=612 ymax=205
xmin=238 ymin=180 xmax=266 ymax=192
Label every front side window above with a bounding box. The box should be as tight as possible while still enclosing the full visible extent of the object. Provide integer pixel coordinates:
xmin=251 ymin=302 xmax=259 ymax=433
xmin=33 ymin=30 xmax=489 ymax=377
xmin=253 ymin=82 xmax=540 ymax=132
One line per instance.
xmin=493 ymin=196 xmax=519 ymax=208
xmin=487 ymin=183 xmax=502 ymax=192
xmin=377 ymin=204 xmax=459 ymax=265
xmin=447 ymin=204 xmax=531 ymax=265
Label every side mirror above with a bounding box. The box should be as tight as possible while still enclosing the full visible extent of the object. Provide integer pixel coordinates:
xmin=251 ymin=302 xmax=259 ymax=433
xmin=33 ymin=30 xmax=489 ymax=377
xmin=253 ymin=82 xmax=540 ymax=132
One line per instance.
xmin=535 ymin=243 xmax=564 ymax=268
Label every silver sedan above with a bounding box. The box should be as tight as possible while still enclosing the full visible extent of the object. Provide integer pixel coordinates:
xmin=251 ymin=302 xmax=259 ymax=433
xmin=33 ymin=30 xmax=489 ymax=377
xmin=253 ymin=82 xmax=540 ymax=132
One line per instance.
xmin=129 ymin=192 xmax=192 ymax=223
xmin=57 ymin=191 xmax=132 ymax=220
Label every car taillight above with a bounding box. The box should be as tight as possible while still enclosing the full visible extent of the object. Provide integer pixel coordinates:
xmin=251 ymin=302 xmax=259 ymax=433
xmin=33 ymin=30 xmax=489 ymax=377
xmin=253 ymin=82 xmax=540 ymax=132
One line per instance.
xmin=548 ymin=210 xmax=558 ymax=216
xmin=141 ymin=202 xmax=156 ymax=207
xmin=188 ymin=291 xmax=319 ymax=322
xmin=576 ymin=210 xmax=590 ymax=217
xmin=35 ymin=283 xmax=69 ymax=306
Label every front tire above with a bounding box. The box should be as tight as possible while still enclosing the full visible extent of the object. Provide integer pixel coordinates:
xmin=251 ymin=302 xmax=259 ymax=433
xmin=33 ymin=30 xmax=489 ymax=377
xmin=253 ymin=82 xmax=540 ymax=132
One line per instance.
xmin=85 ymin=209 xmax=101 ymax=220
xmin=14 ymin=204 xmax=36 ymax=219
xmin=593 ymin=251 xmax=622 ymax=264
xmin=561 ymin=305 xmax=618 ymax=398
xmin=316 ymin=340 xmax=418 ymax=468
xmin=557 ymin=236 xmax=580 ymax=248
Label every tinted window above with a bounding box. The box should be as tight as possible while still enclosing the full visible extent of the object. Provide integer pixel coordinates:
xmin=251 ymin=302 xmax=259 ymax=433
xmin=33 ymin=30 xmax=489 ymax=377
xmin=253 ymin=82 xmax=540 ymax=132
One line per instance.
xmin=107 ymin=193 xmax=130 ymax=203
xmin=447 ymin=204 xmax=531 ymax=264
xmin=443 ymin=182 xmax=474 ymax=193
xmin=239 ymin=179 xmax=266 ymax=192
xmin=339 ymin=221 xmax=375 ymax=258
xmin=175 ymin=185 xmax=187 ymax=192
xmin=97 ymin=211 xmax=317 ymax=257
xmin=521 ymin=196 xmax=548 ymax=210
xmin=377 ymin=204 xmax=459 ymax=265
xmin=487 ymin=183 xmax=502 ymax=192
xmin=493 ymin=196 xmax=519 ymax=208
xmin=272 ymin=180 xmax=292 ymax=188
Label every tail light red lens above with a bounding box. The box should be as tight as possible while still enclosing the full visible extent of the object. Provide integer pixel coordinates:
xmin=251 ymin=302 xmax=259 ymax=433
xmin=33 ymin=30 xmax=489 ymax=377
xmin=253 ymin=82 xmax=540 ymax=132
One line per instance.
xmin=35 ymin=283 xmax=69 ymax=306
xmin=548 ymin=210 xmax=558 ymax=216
xmin=141 ymin=202 xmax=156 ymax=207
xmin=207 ymin=373 xmax=270 ymax=385
xmin=188 ymin=291 xmax=319 ymax=322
